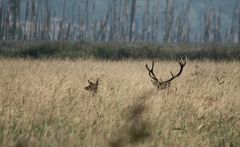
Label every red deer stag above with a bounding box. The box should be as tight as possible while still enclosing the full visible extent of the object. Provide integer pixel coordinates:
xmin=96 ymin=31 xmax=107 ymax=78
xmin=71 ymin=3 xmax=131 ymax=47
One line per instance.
xmin=146 ymin=58 xmax=187 ymax=89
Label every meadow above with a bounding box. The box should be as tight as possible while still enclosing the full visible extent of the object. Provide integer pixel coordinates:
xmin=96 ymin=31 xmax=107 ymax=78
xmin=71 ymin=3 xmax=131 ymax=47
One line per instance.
xmin=0 ymin=58 xmax=240 ymax=147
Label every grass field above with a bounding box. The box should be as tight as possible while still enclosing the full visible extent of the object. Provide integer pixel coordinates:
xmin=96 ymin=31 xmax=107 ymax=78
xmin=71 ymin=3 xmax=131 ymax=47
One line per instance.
xmin=0 ymin=59 xmax=240 ymax=147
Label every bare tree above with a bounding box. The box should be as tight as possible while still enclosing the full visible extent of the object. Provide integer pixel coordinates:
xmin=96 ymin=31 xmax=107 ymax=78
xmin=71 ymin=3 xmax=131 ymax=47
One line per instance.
xmin=8 ymin=0 xmax=20 ymax=40
xmin=109 ymin=0 xmax=117 ymax=42
xmin=238 ymin=1 xmax=240 ymax=43
xmin=43 ymin=0 xmax=51 ymax=40
xmin=212 ymin=6 xmax=222 ymax=42
xmin=175 ymin=0 xmax=191 ymax=42
xmin=96 ymin=0 xmax=112 ymax=41
xmin=58 ymin=0 xmax=66 ymax=41
xmin=24 ymin=0 xmax=30 ymax=40
xmin=129 ymin=0 xmax=136 ymax=42
xmin=229 ymin=1 xmax=239 ymax=43
xmin=164 ymin=0 xmax=174 ymax=42
xmin=203 ymin=6 xmax=211 ymax=42
xmin=0 ymin=0 xmax=3 ymax=39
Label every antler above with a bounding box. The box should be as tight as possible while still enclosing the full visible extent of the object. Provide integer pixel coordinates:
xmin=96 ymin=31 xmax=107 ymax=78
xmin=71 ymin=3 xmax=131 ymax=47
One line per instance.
xmin=146 ymin=58 xmax=187 ymax=89
xmin=145 ymin=61 xmax=160 ymax=83
xmin=162 ymin=58 xmax=187 ymax=84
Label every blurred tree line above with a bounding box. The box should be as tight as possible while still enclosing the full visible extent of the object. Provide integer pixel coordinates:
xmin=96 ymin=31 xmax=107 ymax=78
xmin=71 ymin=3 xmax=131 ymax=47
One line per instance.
xmin=0 ymin=0 xmax=240 ymax=43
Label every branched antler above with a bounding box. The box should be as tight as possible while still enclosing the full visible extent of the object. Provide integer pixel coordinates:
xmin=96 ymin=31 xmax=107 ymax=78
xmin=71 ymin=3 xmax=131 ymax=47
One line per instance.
xmin=146 ymin=58 xmax=187 ymax=89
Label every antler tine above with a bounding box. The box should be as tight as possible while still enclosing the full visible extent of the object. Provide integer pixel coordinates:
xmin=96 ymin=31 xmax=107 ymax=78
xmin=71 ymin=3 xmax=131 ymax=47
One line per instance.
xmin=177 ymin=58 xmax=187 ymax=66
xmin=183 ymin=57 xmax=187 ymax=65
xmin=145 ymin=60 xmax=154 ymax=71
xmin=146 ymin=61 xmax=159 ymax=81
xmin=175 ymin=58 xmax=186 ymax=77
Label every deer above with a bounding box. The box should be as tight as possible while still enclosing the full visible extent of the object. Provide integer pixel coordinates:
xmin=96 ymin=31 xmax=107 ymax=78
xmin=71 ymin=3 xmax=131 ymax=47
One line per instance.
xmin=146 ymin=58 xmax=187 ymax=90
xmin=84 ymin=78 xmax=99 ymax=94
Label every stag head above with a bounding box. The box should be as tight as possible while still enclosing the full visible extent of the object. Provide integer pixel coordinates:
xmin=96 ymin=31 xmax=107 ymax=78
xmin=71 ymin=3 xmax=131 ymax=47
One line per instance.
xmin=146 ymin=58 xmax=187 ymax=89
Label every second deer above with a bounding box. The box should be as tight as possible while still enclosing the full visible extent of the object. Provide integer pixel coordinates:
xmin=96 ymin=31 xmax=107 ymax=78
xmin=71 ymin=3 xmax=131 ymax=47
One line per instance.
xmin=85 ymin=78 xmax=99 ymax=94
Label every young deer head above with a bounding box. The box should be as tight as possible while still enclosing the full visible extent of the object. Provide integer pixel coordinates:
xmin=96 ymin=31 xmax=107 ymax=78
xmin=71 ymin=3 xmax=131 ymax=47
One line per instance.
xmin=146 ymin=58 xmax=187 ymax=90
xmin=85 ymin=78 xmax=99 ymax=94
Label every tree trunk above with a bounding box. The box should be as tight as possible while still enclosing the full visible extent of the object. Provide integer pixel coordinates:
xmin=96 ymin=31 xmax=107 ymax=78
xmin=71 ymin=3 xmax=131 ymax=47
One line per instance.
xmin=129 ymin=0 xmax=136 ymax=42
xmin=0 ymin=0 xmax=3 ymax=39
xmin=164 ymin=0 xmax=174 ymax=42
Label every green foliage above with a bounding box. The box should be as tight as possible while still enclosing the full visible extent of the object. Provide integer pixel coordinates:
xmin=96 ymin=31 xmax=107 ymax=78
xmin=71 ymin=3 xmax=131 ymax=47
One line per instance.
xmin=0 ymin=41 xmax=240 ymax=60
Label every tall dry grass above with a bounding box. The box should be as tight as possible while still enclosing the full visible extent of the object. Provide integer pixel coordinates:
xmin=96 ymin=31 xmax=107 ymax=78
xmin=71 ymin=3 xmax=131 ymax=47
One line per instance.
xmin=0 ymin=59 xmax=240 ymax=147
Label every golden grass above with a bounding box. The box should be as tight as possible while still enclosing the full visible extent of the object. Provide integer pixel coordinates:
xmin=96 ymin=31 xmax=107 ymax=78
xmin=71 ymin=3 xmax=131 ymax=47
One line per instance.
xmin=0 ymin=59 xmax=240 ymax=147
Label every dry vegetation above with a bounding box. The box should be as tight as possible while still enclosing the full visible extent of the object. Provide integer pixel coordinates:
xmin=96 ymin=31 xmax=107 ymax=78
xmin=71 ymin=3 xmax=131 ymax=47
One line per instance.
xmin=0 ymin=59 xmax=240 ymax=147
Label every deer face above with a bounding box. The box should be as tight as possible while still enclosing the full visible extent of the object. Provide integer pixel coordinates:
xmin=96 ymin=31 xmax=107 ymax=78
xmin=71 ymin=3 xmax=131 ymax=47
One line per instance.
xmin=151 ymin=79 xmax=170 ymax=89
xmin=85 ymin=78 xmax=99 ymax=94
